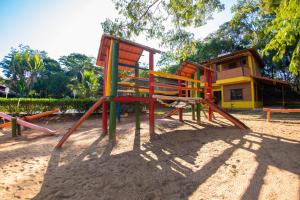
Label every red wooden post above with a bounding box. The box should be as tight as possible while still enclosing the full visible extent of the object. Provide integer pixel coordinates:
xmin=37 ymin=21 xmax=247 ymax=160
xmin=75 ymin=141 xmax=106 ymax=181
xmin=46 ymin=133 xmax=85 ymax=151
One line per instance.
xmin=102 ymin=48 xmax=109 ymax=135
xmin=207 ymin=70 xmax=213 ymax=121
xmin=149 ymin=51 xmax=155 ymax=137
xmin=185 ymin=81 xmax=188 ymax=97
xmin=178 ymin=79 xmax=183 ymax=122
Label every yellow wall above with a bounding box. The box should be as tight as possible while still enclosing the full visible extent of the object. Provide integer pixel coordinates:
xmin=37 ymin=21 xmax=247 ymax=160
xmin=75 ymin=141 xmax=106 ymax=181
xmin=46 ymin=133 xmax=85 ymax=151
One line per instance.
xmin=221 ymin=101 xmax=254 ymax=109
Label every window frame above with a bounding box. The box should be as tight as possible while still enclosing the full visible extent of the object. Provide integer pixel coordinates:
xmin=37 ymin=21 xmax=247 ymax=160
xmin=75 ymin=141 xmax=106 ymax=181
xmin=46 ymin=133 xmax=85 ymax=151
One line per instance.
xmin=230 ymin=88 xmax=243 ymax=100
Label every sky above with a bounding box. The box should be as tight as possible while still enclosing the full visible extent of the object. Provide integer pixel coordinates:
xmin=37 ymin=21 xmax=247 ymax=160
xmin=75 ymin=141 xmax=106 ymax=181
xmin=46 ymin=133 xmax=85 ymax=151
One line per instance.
xmin=0 ymin=0 xmax=236 ymax=63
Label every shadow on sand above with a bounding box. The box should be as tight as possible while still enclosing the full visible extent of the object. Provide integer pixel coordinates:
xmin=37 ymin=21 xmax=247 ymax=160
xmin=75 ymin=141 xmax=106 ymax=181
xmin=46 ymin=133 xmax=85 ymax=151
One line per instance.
xmin=33 ymin=118 xmax=300 ymax=200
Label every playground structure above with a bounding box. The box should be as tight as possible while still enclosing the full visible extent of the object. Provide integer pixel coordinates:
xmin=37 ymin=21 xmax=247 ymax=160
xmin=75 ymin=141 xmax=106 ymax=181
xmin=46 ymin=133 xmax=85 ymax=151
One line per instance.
xmin=263 ymin=108 xmax=300 ymax=122
xmin=0 ymin=109 xmax=58 ymax=135
xmin=55 ymin=34 xmax=249 ymax=148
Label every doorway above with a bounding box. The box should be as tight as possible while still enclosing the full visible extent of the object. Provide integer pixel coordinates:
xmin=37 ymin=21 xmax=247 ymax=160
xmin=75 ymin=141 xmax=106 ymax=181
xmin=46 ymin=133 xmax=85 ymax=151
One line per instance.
xmin=213 ymin=91 xmax=222 ymax=106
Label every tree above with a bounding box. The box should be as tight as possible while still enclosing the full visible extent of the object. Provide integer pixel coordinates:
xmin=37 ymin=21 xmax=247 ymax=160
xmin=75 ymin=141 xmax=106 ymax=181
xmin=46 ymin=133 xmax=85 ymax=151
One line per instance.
xmin=0 ymin=45 xmax=46 ymax=97
xmin=33 ymin=58 xmax=70 ymax=98
xmin=102 ymin=0 xmax=225 ymax=60
xmin=59 ymin=53 xmax=95 ymax=75
xmin=67 ymin=70 xmax=100 ymax=98
xmin=59 ymin=53 xmax=103 ymax=98
xmin=230 ymin=0 xmax=300 ymax=76
xmin=262 ymin=0 xmax=300 ymax=75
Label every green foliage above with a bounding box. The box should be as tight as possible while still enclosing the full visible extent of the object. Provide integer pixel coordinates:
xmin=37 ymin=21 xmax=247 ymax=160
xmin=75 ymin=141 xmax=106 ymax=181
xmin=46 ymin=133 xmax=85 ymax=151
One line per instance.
xmin=230 ymin=0 xmax=300 ymax=76
xmin=59 ymin=53 xmax=103 ymax=98
xmin=158 ymin=63 xmax=179 ymax=74
xmin=262 ymin=0 xmax=300 ymax=75
xmin=102 ymin=0 xmax=224 ymax=60
xmin=0 ymin=98 xmax=99 ymax=115
xmin=67 ymin=70 xmax=100 ymax=98
xmin=0 ymin=46 xmax=103 ymax=98
xmin=33 ymin=57 xmax=70 ymax=98
xmin=0 ymin=45 xmax=46 ymax=97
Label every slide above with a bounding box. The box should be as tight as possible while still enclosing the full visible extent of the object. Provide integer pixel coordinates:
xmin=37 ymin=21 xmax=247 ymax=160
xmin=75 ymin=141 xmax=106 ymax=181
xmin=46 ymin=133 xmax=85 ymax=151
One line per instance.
xmin=56 ymin=97 xmax=106 ymax=148
xmin=163 ymin=108 xmax=179 ymax=118
xmin=0 ymin=112 xmax=56 ymax=134
xmin=0 ymin=109 xmax=59 ymax=129
xmin=202 ymin=99 xmax=249 ymax=130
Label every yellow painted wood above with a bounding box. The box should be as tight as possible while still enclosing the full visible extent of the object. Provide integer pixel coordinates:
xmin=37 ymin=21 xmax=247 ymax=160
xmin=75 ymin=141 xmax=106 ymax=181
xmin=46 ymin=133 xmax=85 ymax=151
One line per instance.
xmin=251 ymin=79 xmax=255 ymax=109
xmin=118 ymin=81 xmax=136 ymax=86
xmin=248 ymin=55 xmax=253 ymax=76
xmin=105 ymin=40 xmax=113 ymax=96
xmin=221 ymin=85 xmax=224 ymax=107
xmin=216 ymin=76 xmax=251 ymax=85
xmin=149 ymin=70 xmax=202 ymax=84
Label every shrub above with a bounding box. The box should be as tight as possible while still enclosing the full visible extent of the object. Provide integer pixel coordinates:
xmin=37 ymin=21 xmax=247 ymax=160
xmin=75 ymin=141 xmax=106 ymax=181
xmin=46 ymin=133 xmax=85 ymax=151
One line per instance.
xmin=0 ymin=98 xmax=99 ymax=115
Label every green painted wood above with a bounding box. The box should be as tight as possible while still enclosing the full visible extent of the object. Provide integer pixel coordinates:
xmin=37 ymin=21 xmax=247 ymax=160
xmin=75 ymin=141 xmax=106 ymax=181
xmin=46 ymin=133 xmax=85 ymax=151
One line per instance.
xmin=135 ymin=65 xmax=141 ymax=130
xmin=11 ymin=117 xmax=17 ymax=137
xmin=17 ymin=124 xmax=21 ymax=135
xmin=109 ymin=40 xmax=119 ymax=141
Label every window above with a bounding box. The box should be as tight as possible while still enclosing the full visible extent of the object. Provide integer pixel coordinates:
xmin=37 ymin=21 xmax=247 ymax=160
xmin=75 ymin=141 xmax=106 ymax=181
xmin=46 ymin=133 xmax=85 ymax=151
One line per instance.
xmin=230 ymin=89 xmax=243 ymax=100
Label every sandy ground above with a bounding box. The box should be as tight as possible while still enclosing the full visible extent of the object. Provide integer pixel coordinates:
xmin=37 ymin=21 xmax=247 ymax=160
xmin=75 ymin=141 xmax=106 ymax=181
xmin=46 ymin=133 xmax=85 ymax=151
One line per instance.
xmin=0 ymin=111 xmax=299 ymax=200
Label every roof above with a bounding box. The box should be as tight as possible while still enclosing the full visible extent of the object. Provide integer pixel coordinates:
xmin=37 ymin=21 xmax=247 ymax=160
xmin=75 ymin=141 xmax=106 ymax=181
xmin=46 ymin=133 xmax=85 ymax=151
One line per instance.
xmin=251 ymin=75 xmax=288 ymax=86
xmin=200 ymin=48 xmax=264 ymax=67
xmin=96 ymin=34 xmax=161 ymax=68
xmin=176 ymin=60 xmax=215 ymax=78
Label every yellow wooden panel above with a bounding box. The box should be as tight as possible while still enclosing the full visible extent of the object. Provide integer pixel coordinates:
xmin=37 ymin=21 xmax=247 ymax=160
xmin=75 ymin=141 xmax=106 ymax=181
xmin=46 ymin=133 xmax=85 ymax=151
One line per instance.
xmin=150 ymin=70 xmax=202 ymax=84
xmin=105 ymin=40 xmax=113 ymax=96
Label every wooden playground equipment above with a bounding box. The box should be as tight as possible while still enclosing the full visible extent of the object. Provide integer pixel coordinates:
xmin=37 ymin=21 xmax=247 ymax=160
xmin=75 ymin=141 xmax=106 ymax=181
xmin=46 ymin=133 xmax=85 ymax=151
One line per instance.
xmin=263 ymin=108 xmax=300 ymax=122
xmin=0 ymin=109 xmax=59 ymax=136
xmin=55 ymin=34 xmax=249 ymax=148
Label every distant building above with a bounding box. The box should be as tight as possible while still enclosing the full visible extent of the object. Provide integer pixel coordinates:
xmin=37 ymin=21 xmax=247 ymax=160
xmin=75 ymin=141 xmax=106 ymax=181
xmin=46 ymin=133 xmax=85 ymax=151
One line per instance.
xmin=0 ymin=85 xmax=18 ymax=97
xmin=0 ymin=85 xmax=7 ymax=97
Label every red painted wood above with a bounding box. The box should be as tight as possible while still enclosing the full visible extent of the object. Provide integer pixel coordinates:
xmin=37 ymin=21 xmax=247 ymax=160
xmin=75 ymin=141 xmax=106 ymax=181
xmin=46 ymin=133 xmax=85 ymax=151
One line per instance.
xmin=102 ymin=49 xmax=109 ymax=135
xmin=149 ymin=51 xmax=155 ymax=136
xmin=102 ymin=102 xmax=108 ymax=135
xmin=118 ymin=84 xmax=149 ymax=90
xmin=56 ymin=97 xmax=106 ymax=148
xmin=118 ymin=74 xmax=148 ymax=81
xmin=207 ymin=70 xmax=213 ymax=121
xmin=113 ymin=96 xmax=151 ymax=103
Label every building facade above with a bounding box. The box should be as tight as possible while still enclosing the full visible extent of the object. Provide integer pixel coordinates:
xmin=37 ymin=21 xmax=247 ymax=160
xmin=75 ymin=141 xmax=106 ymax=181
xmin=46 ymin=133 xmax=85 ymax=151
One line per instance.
xmin=199 ymin=48 xmax=287 ymax=109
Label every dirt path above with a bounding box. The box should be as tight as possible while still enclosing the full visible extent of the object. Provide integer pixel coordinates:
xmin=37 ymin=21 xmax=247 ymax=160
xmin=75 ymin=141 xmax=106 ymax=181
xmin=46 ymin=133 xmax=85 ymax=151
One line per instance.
xmin=0 ymin=112 xmax=299 ymax=200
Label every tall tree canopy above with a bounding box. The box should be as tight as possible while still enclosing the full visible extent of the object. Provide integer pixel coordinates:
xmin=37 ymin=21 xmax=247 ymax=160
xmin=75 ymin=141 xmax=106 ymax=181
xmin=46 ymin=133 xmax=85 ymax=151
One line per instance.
xmin=102 ymin=0 xmax=224 ymax=59
xmin=230 ymin=0 xmax=300 ymax=76
xmin=0 ymin=45 xmax=46 ymax=96
xmin=0 ymin=47 xmax=103 ymax=98
xmin=103 ymin=0 xmax=299 ymax=78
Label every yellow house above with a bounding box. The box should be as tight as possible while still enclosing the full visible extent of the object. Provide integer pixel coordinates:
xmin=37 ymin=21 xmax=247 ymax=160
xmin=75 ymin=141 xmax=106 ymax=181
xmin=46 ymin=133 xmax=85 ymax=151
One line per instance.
xmin=199 ymin=48 xmax=288 ymax=109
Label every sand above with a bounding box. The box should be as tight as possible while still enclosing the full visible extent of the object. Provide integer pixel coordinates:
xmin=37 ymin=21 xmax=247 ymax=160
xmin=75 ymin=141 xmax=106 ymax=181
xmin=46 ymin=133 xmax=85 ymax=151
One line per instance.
xmin=0 ymin=112 xmax=299 ymax=200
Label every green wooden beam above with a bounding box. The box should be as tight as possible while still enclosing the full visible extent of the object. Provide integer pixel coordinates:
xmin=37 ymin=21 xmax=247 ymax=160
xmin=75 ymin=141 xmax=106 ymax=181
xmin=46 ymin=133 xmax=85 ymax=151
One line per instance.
xmin=109 ymin=40 xmax=119 ymax=141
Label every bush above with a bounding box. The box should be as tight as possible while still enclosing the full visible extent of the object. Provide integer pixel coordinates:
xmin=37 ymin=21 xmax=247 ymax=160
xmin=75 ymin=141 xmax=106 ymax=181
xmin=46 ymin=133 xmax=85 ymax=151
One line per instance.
xmin=0 ymin=98 xmax=99 ymax=115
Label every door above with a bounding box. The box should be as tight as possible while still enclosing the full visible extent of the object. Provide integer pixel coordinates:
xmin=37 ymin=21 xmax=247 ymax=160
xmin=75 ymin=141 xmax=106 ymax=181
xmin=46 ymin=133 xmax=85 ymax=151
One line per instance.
xmin=213 ymin=91 xmax=222 ymax=106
